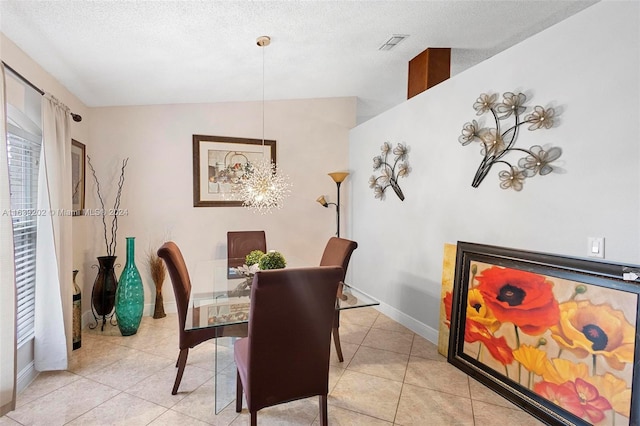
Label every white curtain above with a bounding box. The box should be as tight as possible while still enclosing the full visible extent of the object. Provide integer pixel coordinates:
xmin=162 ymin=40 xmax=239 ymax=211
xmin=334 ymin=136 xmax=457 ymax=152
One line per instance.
xmin=34 ymin=94 xmax=72 ymax=370
xmin=0 ymin=64 xmax=17 ymax=415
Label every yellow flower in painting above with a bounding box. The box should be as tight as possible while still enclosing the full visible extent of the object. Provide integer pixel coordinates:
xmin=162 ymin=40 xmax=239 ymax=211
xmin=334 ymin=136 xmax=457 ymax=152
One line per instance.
xmin=513 ymin=345 xmax=548 ymax=376
xmin=549 ymin=300 xmax=635 ymax=370
xmin=584 ymin=373 xmax=631 ymax=418
xmin=540 ymin=358 xmax=589 ymax=385
xmin=466 ymin=288 xmax=500 ymax=333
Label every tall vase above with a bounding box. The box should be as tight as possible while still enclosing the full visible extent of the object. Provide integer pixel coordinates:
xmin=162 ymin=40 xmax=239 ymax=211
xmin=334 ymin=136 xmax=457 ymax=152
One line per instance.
xmin=91 ymin=256 xmax=118 ymax=331
xmin=153 ymin=286 xmax=166 ymax=319
xmin=115 ymin=237 xmax=144 ymax=336
xmin=72 ymin=270 xmax=82 ymax=350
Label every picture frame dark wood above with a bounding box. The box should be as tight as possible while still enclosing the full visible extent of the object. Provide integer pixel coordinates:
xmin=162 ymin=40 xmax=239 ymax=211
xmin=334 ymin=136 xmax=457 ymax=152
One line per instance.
xmin=192 ymin=134 xmax=277 ymax=207
xmin=71 ymin=139 xmax=85 ymax=215
xmin=447 ymin=241 xmax=640 ymax=426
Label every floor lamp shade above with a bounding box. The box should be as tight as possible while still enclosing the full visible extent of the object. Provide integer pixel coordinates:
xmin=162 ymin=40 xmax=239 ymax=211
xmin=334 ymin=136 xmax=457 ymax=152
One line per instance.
xmin=316 ymin=172 xmax=349 ymax=237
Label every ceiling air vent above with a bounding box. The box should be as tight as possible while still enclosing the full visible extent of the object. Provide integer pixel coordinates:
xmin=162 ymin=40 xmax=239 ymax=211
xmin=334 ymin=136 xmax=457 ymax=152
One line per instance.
xmin=379 ymin=34 xmax=409 ymax=51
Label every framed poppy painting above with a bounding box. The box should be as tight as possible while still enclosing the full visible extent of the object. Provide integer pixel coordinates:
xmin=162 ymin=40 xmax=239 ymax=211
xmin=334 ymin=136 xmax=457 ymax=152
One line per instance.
xmin=447 ymin=242 xmax=640 ymax=426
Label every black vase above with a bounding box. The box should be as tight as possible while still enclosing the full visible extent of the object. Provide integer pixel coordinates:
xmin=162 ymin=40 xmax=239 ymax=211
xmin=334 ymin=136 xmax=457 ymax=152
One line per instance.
xmin=91 ymin=256 xmax=118 ymax=330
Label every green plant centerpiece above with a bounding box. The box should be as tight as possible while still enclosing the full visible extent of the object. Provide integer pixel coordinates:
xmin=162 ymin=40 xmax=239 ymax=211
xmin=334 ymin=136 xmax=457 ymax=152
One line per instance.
xmin=245 ymin=250 xmax=265 ymax=267
xmin=258 ymin=251 xmax=287 ymax=270
xmin=231 ymin=250 xmax=286 ymax=295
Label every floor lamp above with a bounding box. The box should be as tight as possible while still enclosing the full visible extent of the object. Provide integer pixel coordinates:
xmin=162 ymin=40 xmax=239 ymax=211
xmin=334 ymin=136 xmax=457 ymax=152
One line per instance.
xmin=316 ymin=172 xmax=349 ymax=238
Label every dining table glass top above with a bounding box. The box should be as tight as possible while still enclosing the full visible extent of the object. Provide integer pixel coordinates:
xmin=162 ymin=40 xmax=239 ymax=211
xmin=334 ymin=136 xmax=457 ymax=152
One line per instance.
xmin=185 ymin=258 xmax=379 ymax=332
xmin=185 ymin=257 xmax=380 ymax=414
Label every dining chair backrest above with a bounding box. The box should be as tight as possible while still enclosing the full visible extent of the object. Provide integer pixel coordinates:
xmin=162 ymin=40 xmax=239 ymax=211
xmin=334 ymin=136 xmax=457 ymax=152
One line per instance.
xmin=319 ymin=237 xmax=358 ymax=281
xmin=158 ymin=240 xmax=248 ymax=395
xmin=227 ymin=231 xmax=267 ymax=271
xmin=157 ymin=242 xmax=192 ymax=338
xmin=318 ymin=237 xmax=358 ymax=363
xmin=242 ymin=266 xmax=343 ymax=412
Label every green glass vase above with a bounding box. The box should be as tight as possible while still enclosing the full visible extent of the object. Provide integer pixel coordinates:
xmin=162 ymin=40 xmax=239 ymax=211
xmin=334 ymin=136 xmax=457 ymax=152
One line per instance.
xmin=115 ymin=237 xmax=144 ymax=336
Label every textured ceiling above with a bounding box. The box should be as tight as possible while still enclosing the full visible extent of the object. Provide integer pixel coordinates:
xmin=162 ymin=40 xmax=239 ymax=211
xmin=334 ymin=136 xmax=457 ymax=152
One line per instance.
xmin=0 ymin=1 xmax=598 ymax=122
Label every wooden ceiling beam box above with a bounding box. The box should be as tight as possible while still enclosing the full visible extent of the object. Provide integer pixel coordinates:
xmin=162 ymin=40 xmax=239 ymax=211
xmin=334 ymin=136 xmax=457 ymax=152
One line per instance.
xmin=407 ymin=47 xmax=451 ymax=99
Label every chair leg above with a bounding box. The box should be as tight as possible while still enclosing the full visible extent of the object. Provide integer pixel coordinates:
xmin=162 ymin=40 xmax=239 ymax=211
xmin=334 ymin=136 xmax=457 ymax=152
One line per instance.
xmin=319 ymin=395 xmax=328 ymax=426
xmin=236 ymin=370 xmax=243 ymax=413
xmin=172 ymin=348 xmax=189 ymax=395
xmin=332 ymin=326 xmax=344 ymax=362
xmin=250 ymin=411 xmax=257 ymax=426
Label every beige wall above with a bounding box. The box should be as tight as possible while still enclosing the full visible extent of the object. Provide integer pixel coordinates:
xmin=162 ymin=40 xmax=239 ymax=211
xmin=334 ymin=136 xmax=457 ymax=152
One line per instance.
xmin=81 ymin=97 xmax=356 ymax=317
xmin=3 ymin=31 xmax=356 ymax=320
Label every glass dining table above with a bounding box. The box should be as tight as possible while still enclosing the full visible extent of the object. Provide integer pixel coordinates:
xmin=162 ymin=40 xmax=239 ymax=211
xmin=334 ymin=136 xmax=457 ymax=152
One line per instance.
xmin=185 ymin=258 xmax=380 ymax=413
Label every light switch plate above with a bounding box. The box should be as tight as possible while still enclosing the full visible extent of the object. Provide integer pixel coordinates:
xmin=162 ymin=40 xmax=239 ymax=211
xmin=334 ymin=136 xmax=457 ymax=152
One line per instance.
xmin=588 ymin=237 xmax=605 ymax=258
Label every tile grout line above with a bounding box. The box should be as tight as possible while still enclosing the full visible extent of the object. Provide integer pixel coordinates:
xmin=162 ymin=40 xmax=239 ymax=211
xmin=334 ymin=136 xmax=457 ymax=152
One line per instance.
xmin=392 ymin=332 xmax=415 ymax=425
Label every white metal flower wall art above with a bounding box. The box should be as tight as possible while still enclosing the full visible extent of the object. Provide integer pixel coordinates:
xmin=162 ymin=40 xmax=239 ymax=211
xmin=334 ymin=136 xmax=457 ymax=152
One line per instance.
xmin=459 ymin=92 xmax=562 ymax=191
xmin=369 ymin=142 xmax=410 ymax=201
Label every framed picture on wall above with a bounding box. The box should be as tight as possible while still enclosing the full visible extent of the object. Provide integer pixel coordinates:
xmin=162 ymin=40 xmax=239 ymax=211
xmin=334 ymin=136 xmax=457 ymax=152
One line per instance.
xmin=448 ymin=241 xmax=640 ymax=426
xmin=71 ymin=139 xmax=85 ymax=215
xmin=192 ymin=134 xmax=276 ymax=207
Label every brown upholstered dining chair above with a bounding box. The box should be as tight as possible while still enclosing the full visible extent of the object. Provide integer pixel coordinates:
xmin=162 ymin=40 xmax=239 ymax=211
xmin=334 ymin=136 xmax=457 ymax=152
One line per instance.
xmin=158 ymin=241 xmax=247 ymax=395
xmin=227 ymin=231 xmax=267 ymax=278
xmin=319 ymin=237 xmax=358 ymax=362
xmin=234 ymin=266 xmax=343 ymax=426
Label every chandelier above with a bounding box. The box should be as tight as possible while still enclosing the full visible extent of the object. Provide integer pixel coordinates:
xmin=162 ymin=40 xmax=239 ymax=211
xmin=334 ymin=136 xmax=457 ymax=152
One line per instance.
xmin=239 ymin=35 xmax=290 ymax=214
xmin=239 ymin=158 xmax=290 ymax=214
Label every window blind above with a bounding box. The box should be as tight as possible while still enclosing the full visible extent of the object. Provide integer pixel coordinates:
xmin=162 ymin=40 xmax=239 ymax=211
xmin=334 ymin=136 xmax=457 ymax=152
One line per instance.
xmin=6 ymin=124 xmax=41 ymax=347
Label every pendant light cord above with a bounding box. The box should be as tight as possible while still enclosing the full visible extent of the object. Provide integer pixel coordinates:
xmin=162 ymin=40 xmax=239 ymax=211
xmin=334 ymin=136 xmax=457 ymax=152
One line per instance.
xmin=262 ymin=42 xmax=265 ymax=149
xmin=256 ymin=35 xmax=271 ymax=157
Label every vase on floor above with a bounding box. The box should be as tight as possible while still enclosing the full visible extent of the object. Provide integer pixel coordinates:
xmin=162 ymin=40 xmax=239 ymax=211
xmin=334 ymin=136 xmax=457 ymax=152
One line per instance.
xmin=91 ymin=256 xmax=118 ymax=331
xmin=72 ymin=270 xmax=82 ymax=350
xmin=153 ymin=287 xmax=166 ymax=319
xmin=115 ymin=237 xmax=144 ymax=336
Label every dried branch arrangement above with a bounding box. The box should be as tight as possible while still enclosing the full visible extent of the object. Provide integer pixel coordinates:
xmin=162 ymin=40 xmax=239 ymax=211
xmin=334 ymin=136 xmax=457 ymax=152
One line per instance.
xmin=86 ymin=156 xmax=129 ymax=256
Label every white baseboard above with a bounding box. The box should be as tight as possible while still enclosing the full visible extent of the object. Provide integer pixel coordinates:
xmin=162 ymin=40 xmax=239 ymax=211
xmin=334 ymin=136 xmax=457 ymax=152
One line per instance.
xmin=79 ymin=301 xmax=440 ymax=346
xmin=16 ymin=361 xmax=37 ymax=394
xmin=81 ymin=302 xmax=177 ymax=327
xmin=374 ymin=302 xmax=439 ymax=345
xmin=145 ymin=302 xmax=177 ymax=315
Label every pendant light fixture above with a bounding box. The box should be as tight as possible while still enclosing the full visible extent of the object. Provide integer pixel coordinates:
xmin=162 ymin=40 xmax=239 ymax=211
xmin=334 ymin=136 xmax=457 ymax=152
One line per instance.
xmin=238 ymin=35 xmax=291 ymax=214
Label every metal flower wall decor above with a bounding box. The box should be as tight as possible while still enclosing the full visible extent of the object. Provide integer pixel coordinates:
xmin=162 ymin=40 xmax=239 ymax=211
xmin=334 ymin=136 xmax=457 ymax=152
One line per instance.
xmin=459 ymin=92 xmax=562 ymax=191
xmin=369 ymin=142 xmax=410 ymax=201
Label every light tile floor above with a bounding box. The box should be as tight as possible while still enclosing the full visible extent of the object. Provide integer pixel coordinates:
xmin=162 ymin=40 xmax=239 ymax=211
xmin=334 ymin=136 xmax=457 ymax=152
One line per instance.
xmin=1 ymin=308 xmax=543 ymax=425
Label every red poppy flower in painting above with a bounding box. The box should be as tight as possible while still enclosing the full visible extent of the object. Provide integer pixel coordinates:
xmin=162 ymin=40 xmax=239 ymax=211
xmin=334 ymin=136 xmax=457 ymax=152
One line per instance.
xmin=535 ymin=379 xmax=612 ymax=423
xmin=534 ymin=381 xmax=580 ymax=412
xmin=465 ymin=318 xmax=491 ymax=342
xmin=483 ymin=333 xmax=514 ymax=366
xmin=465 ymin=319 xmax=514 ymax=365
xmin=476 ymin=266 xmax=560 ymax=335
xmin=444 ymin=290 xmax=512 ymax=365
